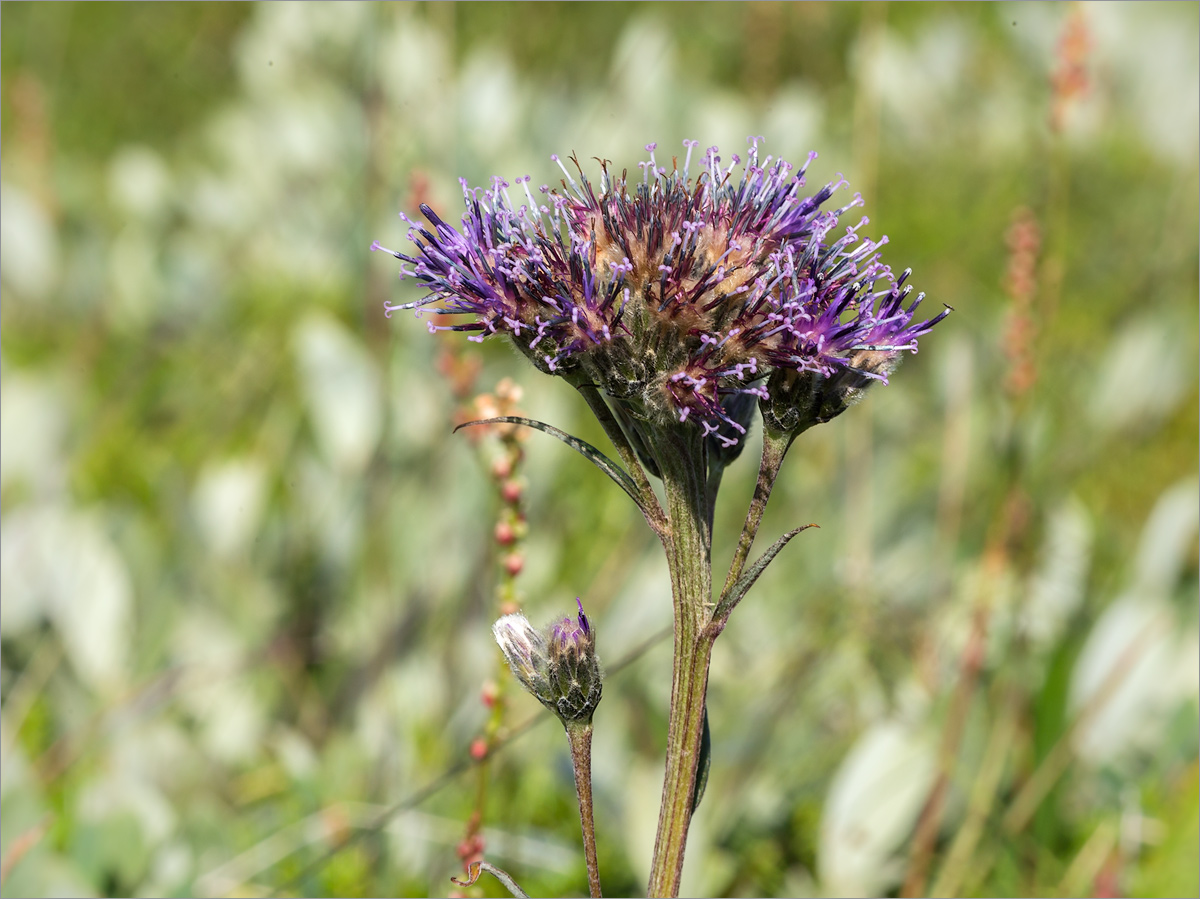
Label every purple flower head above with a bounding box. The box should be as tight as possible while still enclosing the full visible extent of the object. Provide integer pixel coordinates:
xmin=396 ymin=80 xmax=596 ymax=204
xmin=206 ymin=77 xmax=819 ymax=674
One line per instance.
xmin=374 ymin=138 xmax=948 ymax=446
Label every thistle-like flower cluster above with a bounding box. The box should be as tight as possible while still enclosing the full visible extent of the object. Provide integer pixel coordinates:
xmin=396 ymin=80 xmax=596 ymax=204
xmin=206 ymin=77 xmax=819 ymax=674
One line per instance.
xmin=373 ymin=138 xmax=948 ymax=446
xmin=493 ymin=598 xmax=602 ymax=725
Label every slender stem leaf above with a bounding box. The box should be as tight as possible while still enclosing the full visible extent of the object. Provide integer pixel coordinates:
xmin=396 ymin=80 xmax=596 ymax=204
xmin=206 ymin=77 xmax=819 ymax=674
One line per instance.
xmin=712 ymin=524 xmax=818 ymax=627
xmin=455 ymin=416 xmax=647 ymax=512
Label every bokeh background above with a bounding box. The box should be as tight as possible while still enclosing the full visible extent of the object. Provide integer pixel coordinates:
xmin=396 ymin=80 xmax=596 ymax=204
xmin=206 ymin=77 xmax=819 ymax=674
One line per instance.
xmin=2 ymin=3 xmax=1197 ymax=897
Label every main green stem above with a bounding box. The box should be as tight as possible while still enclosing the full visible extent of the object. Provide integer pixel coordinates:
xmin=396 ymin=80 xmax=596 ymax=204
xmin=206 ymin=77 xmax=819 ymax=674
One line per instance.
xmin=646 ymin=426 xmax=716 ymax=898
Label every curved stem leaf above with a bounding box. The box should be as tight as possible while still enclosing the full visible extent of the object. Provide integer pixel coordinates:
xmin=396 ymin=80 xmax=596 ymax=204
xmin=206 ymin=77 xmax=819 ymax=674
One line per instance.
xmin=455 ymin=417 xmax=647 ymax=512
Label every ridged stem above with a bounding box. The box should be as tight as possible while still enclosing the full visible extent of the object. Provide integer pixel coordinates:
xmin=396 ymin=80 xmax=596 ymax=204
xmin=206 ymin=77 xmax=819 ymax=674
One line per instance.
xmin=646 ymin=425 xmax=715 ymax=898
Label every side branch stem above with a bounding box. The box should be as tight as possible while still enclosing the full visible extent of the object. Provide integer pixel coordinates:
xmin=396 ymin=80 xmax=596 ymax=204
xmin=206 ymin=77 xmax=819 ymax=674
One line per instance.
xmin=719 ymin=429 xmax=792 ymax=602
xmin=566 ymin=722 xmax=602 ymax=898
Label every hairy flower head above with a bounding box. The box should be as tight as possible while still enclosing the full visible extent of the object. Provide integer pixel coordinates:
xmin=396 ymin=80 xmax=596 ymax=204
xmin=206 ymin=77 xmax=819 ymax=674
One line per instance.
xmin=374 ymin=138 xmax=948 ymax=446
xmin=493 ymin=598 xmax=602 ymax=724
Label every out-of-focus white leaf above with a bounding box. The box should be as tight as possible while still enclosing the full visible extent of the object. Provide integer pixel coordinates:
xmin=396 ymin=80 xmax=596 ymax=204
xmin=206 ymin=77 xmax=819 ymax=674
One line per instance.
xmin=460 ymin=49 xmax=523 ymax=158
xmin=266 ymin=94 xmax=347 ymax=175
xmin=354 ymin=661 xmax=447 ymax=764
xmin=1071 ymin=479 xmax=1200 ymax=764
xmin=0 ymin=505 xmax=132 ymax=693
xmin=0 ymin=370 xmax=69 ymax=495
xmin=171 ymin=612 xmax=266 ymax=765
xmin=929 ymin=557 xmax=1018 ymax=683
xmin=386 ymin=353 xmax=439 ymax=454
xmin=147 ymin=842 xmax=194 ymax=896
xmin=378 ymin=14 xmax=451 ymax=119
xmin=193 ymin=457 xmax=269 ymax=560
xmin=819 ymin=719 xmax=937 ymax=898
xmin=1068 ymin=592 xmax=1185 ymax=764
xmin=763 ymin=83 xmax=825 ymax=152
xmin=78 ymin=775 xmax=176 ymax=845
xmin=1134 ymin=478 xmax=1199 ymax=593
xmin=293 ymin=313 xmax=382 ymax=475
xmin=1086 ymin=319 xmax=1190 ymax=435
xmin=612 ymin=20 xmax=678 ymax=118
xmin=107 ymin=224 xmax=162 ymax=329
xmin=193 ymin=678 xmax=266 ymax=766
xmin=1174 ymin=630 xmax=1200 ymax=700
xmin=0 ymin=181 xmax=59 ymax=301
xmin=294 ymin=451 xmax=361 ymax=565
xmin=233 ymin=1 xmax=309 ymax=93
xmin=1088 ymin=2 xmax=1200 ymax=164
xmin=109 ymin=720 xmax=197 ymax=801
xmin=272 ymin=727 xmax=319 ymax=781
xmin=1020 ymin=497 xmax=1092 ymax=649
xmin=861 ymin=19 xmax=973 ymax=146
xmin=694 ymin=91 xmax=754 ymax=164
xmin=171 ymin=609 xmax=244 ymax=672
xmin=108 ymin=145 xmax=172 ymax=220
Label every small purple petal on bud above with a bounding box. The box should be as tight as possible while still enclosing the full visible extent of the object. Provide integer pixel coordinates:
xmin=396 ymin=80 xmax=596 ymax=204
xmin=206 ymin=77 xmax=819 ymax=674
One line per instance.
xmin=550 ymin=598 xmax=596 ymax=665
xmin=576 ymin=597 xmax=590 ymax=636
xmin=546 ymin=598 xmax=602 ymax=723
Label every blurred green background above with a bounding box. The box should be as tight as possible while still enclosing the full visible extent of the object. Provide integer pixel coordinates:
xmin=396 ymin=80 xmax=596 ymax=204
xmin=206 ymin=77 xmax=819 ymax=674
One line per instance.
xmin=1 ymin=3 xmax=1197 ymax=897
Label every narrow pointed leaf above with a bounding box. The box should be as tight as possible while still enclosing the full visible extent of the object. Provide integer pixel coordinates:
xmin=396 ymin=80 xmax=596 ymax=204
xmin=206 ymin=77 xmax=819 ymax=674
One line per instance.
xmin=455 ymin=416 xmax=646 ymax=509
xmin=714 ymin=524 xmax=818 ymax=624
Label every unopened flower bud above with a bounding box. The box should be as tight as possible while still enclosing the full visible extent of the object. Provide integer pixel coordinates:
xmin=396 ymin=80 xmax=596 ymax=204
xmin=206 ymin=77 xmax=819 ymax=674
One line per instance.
xmin=761 ymin=350 xmax=902 ymax=439
xmin=503 ymin=553 xmax=524 ymax=577
xmin=501 ymin=480 xmax=523 ymax=503
xmin=492 ymin=599 xmax=604 ymax=725
xmin=546 ymin=598 xmax=603 ymax=723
